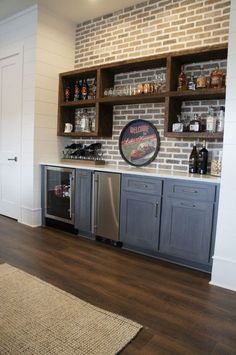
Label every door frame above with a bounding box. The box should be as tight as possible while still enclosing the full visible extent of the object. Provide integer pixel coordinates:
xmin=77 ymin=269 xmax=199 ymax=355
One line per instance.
xmin=0 ymin=43 xmax=24 ymax=221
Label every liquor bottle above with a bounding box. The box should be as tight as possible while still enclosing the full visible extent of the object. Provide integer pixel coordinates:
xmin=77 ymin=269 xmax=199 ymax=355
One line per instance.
xmin=90 ymin=116 xmax=96 ymax=132
xmin=64 ymin=84 xmax=70 ymax=102
xmin=189 ymin=114 xmax=201 ymax=132
xmin=196 ymin=66 xmax=207 ymax=89
xmin=188 ymin=75 xmax=196 ymax=90
xmin=206 ymin=106 xmax=217 ymax=133
xmin=81 ymin=79 xmax=88 ymax=100
xmin=74 ymin=80 xmax=80 ymax=101
xmin=198 ymin=141 xmax=208 ymax=175
xmin=92 ymin=78 xmax=96 ymax=99
xmin=177 ymin=65 xmax=187 ymax=91
xmin=189 ymin=143 xmax=198 ymax=174
xmin=74 ymin=109 xmax=82 ymax=132
xmin=210 ymin=65 xmax=224 ymax=89
xmin=217 ymin=106 xmax=225 ymax=132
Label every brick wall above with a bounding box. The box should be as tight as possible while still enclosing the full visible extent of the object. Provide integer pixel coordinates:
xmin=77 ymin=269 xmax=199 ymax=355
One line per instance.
xmin=74 ymin=0 xmax=230 ymax=172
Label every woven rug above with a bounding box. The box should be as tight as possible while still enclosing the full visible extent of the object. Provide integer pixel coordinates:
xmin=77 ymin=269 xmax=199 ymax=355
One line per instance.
xmin=0 ymin=264 xmax=142 ymax=354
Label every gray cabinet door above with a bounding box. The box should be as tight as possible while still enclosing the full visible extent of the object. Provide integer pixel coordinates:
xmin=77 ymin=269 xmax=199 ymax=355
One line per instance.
xmin=120 ymin=191 xmax=161 ymax=251
xmin=159 ymin=196 xmax=214 ymax=264
xmin=75 ymin=169 xmax=92 ymax=233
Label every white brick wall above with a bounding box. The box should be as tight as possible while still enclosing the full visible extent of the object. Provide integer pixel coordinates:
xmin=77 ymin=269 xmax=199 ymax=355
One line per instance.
xmin=73 ymin=0 xmax=230 ymax=171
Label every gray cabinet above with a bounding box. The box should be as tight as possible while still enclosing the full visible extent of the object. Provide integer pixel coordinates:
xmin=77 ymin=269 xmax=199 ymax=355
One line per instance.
xmin=159 ymin=179 xmax=218 ymax=268
xmin=75 ymin=169 xmax=93 ymax=237
xmin=120 ymin=175 xmax=162 ymax=252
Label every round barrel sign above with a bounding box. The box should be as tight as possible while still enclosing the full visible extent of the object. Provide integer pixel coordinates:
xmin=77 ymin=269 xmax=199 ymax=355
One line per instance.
xmin=119 ymin=119 xmax=160 ymax=167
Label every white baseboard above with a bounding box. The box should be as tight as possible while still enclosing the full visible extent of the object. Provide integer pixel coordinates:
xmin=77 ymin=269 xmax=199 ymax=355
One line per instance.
xmin=210 ymin=256 xmax=236 ymax=292
xmin=18 ymin=206 xmax=42 ymax=227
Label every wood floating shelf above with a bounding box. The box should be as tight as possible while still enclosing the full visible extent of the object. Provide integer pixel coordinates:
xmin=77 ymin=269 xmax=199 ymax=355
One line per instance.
xmin=58 ymin=132 xmax=105 ymax=138
xmin=169 ymin=88 xmax=226 ymax=100
xmin=60 ymin=99 xmax=97 ymax=107
xmin=165 ymin=132 xmax=224 ymax=139
xmin=99 ymin=93 xmax=166 ymax=105
xmin=57 ymin=43 xmax=227 ymax=139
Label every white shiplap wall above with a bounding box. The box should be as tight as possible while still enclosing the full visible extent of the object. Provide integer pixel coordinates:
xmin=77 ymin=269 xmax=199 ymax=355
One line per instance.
xmin=33 ymin=6 xmax=75 ymax=223
xmin=0 ymin=5 xmax=75 ymax=226
xmin=211 ymin=1 xmax=236 ymax=292
xmin=0 ymin=6 xmax=37 ymax=226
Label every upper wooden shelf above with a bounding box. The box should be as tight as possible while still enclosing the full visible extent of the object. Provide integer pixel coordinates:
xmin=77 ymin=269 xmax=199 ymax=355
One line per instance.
xmin=99 ymin=93 xmax=166 ymax=105
xmin=60 ymin=99 xmax=97 ymax=107
xmin=58 ymin=43 xmax=227 ymax=139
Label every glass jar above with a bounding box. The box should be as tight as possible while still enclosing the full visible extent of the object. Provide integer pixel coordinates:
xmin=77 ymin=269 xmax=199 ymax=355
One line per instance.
xmin=210 ymin=151 xmax=222 ymax=177
xmin=210 ymin=65 xmax=224 ymax=89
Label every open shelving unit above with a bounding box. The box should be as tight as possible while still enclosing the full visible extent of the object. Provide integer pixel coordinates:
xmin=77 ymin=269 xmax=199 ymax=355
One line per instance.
xmin=57 ymin=43 xmax=227 ymax=139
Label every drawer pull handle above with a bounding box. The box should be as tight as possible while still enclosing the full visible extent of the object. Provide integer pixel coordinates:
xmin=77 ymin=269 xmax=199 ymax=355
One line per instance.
xmin=180 ymin=202 xmax=196 ymax=208
xmin=155 ymin=202 xmax=159 ymax=217
xmin=133 ymin=183 xmax=149 ymax=189
xmin=182 ymin=189 xmax=198 ymax=193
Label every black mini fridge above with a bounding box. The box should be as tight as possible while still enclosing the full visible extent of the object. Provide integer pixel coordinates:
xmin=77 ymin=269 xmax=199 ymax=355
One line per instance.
xmin=44 ymin=166 xmax=75 ymax=224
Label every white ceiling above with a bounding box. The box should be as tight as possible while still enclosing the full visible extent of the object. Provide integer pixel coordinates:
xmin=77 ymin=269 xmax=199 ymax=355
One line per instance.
xmin=0 ymin=0 xmax=143 ymax=23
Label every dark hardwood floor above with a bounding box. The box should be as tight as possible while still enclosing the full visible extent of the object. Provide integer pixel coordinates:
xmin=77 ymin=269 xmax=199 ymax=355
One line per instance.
xmin=0 ymin=215 xmax=236 ymax=354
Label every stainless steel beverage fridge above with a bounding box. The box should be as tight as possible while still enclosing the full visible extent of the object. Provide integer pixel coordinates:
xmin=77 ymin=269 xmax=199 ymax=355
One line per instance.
xmin=92 ymin=172 xmax=120 ymax=241
xmin=44 ymin=166 xmax=75 ymax=224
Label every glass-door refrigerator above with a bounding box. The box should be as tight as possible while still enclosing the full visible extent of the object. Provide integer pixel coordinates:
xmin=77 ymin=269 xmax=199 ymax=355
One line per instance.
xmin=44 ymin=166 xmax=75 ymax=224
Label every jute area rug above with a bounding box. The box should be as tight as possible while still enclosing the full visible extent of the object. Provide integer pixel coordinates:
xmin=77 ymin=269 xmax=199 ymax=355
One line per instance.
xmin=0 ymin=264 xmax=142 ymax=355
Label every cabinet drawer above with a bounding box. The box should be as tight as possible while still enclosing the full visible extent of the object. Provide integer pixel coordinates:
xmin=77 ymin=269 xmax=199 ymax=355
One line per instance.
xmin=164 ymin=179 xmax=216 ymax=202
xmin=122 ymin=175 xmax=162 ymax=195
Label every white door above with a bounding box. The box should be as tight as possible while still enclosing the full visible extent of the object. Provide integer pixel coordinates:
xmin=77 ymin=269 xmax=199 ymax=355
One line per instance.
xmin=0 ymin=52 xmax=22 ymax=219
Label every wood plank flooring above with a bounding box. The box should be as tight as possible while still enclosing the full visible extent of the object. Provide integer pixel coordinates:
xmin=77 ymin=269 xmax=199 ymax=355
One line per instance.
xmin=0 ymin=215 xmax=235 ymax=354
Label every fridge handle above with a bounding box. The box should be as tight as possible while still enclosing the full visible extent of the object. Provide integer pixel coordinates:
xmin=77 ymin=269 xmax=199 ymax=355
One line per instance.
xmin=69 ymin=174 xmax=73 ymax=219
xmin=92 ymin=173 xmax=99 ymax=234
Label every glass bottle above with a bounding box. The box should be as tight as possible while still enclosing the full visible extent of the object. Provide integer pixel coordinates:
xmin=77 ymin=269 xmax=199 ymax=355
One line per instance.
xmin=216 ymin=106 xmax=225 ymax=133
xmin=177 ymin=65 xmax=187 ymax=91
xmin=210 ymin=65 xmax=224 ymax=89
xmin=74 ymin=109 xmax=82 ymax=132
xmin=74 ymin=80 xmax=80 ymax=101
xmin=196 ymin=66 xmax=207 ymax=89
xmin=189 ymin=142 xmax=198 ymax=174
xmin=189 ymin=114 xmax=202 ymax=132
xmin=92 ymin=78 xmax=96 ymax=99
xmin=206 ymin=106 xmax=217 ymax=133
xmin=198 ymin=141 xmax=208 ymax=175
xmin=211 ymin=151 xmax=222 ymax=177
xmin=81 ymin=79 xmax=88 ymax=100
xmin=64 ymin=84 xmax=70 ymax=102
xmin=90 ymin=115 xmax=96 ymax=132
xmin=188 ymin=75 xmax=196 ymax=90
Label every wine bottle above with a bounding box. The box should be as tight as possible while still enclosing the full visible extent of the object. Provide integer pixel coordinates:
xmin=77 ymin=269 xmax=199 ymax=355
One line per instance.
xmin=74 ymin=80 xmax=80 ymax=101
xmin=189 ymin=143 xmax=198 ymax=174
xmin=64 ymin=84 xmax=70 ymax=102
xmin=81 ymin=79 xmax=88 ymax=100
xmin=198 ymin=141 xmax=208 ymax=175
xmin=177 ymin=65 xmax=187 ymax=91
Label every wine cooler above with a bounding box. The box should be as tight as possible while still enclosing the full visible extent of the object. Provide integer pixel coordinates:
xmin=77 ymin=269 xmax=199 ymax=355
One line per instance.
xmin=44 ymin=166 xmax=75 ymax=224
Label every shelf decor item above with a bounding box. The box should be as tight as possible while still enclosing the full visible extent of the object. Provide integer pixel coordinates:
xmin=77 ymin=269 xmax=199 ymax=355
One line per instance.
xmin=119 ymin=119 xmax=160 ymax=167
